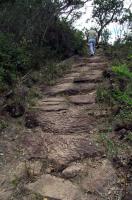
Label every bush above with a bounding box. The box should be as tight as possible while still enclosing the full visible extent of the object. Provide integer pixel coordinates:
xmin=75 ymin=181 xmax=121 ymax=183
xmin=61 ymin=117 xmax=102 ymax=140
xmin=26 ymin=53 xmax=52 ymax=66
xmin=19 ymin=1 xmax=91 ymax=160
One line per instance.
xmin=111 ymin=64 xmax=132 ymax=106
xmin=112 ymin=64 xmax=132 ymax=79
xmin=0 ymin=33 xmax=31 ymax=90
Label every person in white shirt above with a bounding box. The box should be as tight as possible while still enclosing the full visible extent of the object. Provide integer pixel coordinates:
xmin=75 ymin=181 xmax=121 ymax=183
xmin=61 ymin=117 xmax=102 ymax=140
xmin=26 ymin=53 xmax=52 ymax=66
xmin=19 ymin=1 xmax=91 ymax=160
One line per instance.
xmin=87 ymin=28 xmax=98 ymax=56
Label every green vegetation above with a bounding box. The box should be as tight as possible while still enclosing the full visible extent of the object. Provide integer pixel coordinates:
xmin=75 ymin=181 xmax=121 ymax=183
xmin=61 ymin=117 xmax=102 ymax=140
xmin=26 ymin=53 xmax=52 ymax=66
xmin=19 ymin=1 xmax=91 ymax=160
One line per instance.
xmin=0 ymin=119 xmax=8 ymax=131
xmin=99 ymin=132 xmax=118 ymax=158
xmin=40 ymin=62 xmax=71 ymax=85
xmin=97 ymin=34 xmax=132 ymax=163
xmin=0 ymin=0 xmax=88 ymax=114
xmin=0 ymin=33 xmax=31 ymax=91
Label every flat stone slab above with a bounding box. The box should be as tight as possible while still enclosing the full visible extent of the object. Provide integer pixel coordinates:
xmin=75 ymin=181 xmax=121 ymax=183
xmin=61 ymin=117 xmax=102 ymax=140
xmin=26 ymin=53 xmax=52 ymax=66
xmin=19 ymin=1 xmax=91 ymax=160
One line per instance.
xmin=80 ymin=159 xmax=118 ymax=197
xmin=26 ymin=174 xmax=85 ymax=200
xmin=85 ymin=62 xmax=108 ymax=70
xmin=33 ymin=97 xmax=68 ymax=111
xmin=45 ymin=82 xmax=96 ymax=96
xmin=59 ymin=72 xmax=80 ymax=83
xmin=23 ymin=133 xmax=103 ymax=168
xmin=72 ymin=62 xmax=107 ymax=73
xmin=81 ymin=69 xmax=103 ymax=74
xmin=41 ymin=97 xmax=66 ymax=102
xmin=72 ymin=66 xmax=105 ymax=73
xmin=82 ymin=56 xmax=106 ymax=63
xmin=47 ymin=135 xmax=102 ymax=167
xmin=69 ymin=92 xmax=96 ymax=104
xmin=34 ymin=104 xmax=68 ymax=111
xmin=74 ymin=73 xmax=102 ymax=83
xmin=72 ymin=63 xmax=86 ymax=68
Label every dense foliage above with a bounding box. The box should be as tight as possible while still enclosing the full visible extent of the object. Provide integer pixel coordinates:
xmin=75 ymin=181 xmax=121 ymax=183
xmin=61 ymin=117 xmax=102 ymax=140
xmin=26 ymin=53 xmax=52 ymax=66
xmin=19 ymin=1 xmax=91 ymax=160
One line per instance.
xmin=0 ymin=33 xmax=31 ymax=91
xmin=0 ymin=0 xmax=87 ymax=90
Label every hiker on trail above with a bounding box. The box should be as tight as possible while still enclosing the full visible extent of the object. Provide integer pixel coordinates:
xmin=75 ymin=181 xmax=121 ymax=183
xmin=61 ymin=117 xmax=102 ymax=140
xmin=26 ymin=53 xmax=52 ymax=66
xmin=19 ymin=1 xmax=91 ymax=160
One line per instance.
xmin=87 ymin=28 xmax=98 ymax=56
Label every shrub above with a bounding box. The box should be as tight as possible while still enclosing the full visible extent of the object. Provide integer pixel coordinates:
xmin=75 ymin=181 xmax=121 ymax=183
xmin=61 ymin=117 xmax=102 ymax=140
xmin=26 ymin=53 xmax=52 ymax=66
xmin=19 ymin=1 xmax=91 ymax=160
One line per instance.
xmin=112 ymin=64 xmax=132 ymax=79
xmin=0 ymin=33 xmax=31 ymax=90
xmin=111 ymin=64 xmax=132 ymax=106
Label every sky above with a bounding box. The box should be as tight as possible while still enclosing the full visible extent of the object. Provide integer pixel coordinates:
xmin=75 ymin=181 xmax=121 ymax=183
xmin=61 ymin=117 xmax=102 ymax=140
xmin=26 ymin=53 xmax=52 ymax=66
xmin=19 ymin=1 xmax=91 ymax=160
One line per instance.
xmin=73 ymin=0 xmax=132 ymax=42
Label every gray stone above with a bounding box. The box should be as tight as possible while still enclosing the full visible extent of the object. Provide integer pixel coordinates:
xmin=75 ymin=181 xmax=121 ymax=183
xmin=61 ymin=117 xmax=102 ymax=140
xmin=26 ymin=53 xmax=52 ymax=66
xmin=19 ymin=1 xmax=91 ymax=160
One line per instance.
xmin=62 ymin=162 xmax=86 ymax=178
xmin=0 ymin=189 xmax=12 ymax=200
xmin=80 ymin=159 xmax=118 ymax=195
xmin=8 ymin=160 xmax=43 ymax=180
xmin=26 ymin=174 xmax=85 ymax=200
xmin=45 ymin=82 xmax=96 ymax=96
xmin=33 ymin=97 xmax=68 ymax=111
xmin=34 ymin=104 xmax=68 ymax=112
xmin=69 ymin=92 xmax=96 ymax=105
xmin=47 ymin=135 xmax=102 ymax=167
xmin=86 ymin=62 xmax=108 ymax=70
xmin=41 ymin=97 xmax=66 ymax=102
xmin=23 ymin=133 xmax=102 ymax=168
xmin=74 ymin=73 xmax=102 ymax=83
xmin=72 ymin=63 xmax=86 ymax=68
xmin=83 ymin=56 xmax=106 ymax=63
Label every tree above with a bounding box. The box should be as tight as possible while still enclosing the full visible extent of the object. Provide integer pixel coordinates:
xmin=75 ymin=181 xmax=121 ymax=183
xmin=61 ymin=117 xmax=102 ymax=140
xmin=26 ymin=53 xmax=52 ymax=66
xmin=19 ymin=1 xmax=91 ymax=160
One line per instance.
xmin=120 ymin=7 xmax=132 ymax=31
xmin=0 ymin=0 xmax=90 ymax=43
xmin=92 ymin=0 xmax=124 ymax=41
xmin=0 ymin=0 xmax=89 ymax=69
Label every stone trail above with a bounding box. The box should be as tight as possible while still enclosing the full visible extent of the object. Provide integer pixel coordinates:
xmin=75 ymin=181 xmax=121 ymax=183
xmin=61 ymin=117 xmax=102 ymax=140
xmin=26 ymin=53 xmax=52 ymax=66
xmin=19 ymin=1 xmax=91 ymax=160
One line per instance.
xmin=0 ymin=55 xmax=121 ymax=200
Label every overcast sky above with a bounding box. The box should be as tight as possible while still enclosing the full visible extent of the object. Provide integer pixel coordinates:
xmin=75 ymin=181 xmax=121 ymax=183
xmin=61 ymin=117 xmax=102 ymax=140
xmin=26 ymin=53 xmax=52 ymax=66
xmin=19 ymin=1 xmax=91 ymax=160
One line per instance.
xmin=73 ymin=0 xmax=132 ymax=42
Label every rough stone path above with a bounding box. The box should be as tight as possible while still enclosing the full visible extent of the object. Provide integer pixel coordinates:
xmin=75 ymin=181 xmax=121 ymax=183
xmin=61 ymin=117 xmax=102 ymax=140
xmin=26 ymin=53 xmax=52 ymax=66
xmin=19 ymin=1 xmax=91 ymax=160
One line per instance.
xmin=0 ymin=54 xmax=122 ymax=200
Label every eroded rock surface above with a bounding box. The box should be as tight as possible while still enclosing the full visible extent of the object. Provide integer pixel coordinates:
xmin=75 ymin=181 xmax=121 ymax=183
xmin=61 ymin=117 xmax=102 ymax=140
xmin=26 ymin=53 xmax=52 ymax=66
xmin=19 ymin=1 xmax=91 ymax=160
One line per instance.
xmin=26 ymin=174 xmax=86 ymax=200
xmin=0 ymin=55 xmax=122 ymax=200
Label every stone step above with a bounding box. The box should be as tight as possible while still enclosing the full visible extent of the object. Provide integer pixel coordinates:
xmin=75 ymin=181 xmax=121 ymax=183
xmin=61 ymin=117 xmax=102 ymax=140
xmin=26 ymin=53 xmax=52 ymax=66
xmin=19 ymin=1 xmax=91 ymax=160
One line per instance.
xmin=33 ymin=103 xmax=68 ymax=112
xmin=72 ymin=64 xmax=106 ymax=73
xmin=72 ymin=63 xmax=86 ymax=68
xmin=86 ymin=62 xmax=108 ymax=68
xmin=45 ymin=82 xmax=96 ymax=96
xmin=58 ymin=72 xmax=80 ymax=83
xmin=80 ymin=56 xmax=106 ymax=63
xmin=41 ymin=97 xmax=66 ymax=102
xmin=33 ymin=97 xmax=68 ymax=111
xmin=74 ymin=73 xmax=102 ymax=83
xmin=69 ymin=92 xmax=96 ymax=105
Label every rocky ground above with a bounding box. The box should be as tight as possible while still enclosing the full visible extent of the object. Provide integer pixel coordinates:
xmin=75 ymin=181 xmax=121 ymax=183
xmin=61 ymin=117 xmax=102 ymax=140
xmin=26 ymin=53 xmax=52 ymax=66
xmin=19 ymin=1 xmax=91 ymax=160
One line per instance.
xmin=0 ymin=53 xmax=131 ymax=200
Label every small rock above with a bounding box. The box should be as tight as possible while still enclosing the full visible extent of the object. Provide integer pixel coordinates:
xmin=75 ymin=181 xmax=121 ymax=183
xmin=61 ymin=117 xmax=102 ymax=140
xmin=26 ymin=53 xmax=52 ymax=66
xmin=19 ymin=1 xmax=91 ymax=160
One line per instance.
xmin=118 ymin=128 xmax=127 ymax=139
xmin=62 ymin=162 xmax=86 ymax=178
